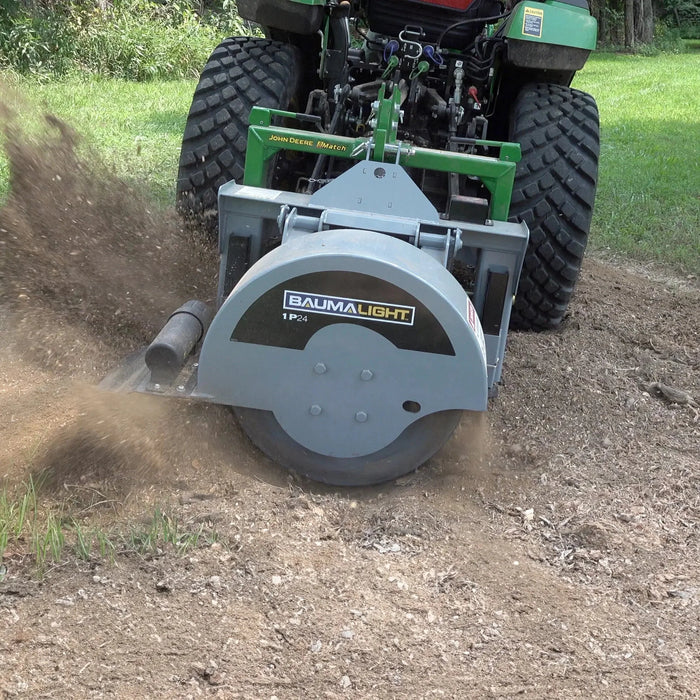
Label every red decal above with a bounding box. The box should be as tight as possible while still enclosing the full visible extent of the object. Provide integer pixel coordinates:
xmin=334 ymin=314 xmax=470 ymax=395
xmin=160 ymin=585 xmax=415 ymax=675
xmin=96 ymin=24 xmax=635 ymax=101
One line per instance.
xmin=467 ymin=299 xmax=476 ymax=331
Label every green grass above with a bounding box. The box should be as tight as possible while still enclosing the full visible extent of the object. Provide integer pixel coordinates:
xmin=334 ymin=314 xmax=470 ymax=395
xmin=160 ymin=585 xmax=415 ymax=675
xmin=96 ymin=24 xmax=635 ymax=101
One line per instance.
xmin=0 ymin=478 xmax=218 ymax=578
xmin=1 ymin=51 xmax=698 ymax=273
xmin=0 ymin=72 xmax=195 ymax=206
xmin=0 ymin=477 xmax=65 ymax=577
xmin=573 ymin=52 xmax=700 ymax=272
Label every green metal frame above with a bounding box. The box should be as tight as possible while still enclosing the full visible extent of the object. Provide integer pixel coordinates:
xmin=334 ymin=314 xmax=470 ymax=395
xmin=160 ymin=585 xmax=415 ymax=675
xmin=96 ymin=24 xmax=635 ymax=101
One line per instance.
xmin=244 ymin=85 xmax=521 ymax=222
xmin=501 ymin=1 xmax=597 ymax=49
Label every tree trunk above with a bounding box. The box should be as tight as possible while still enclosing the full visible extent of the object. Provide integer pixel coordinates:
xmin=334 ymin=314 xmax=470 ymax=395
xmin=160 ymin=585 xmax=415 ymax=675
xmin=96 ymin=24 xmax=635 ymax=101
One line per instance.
xmin=642 ymin=0 xmax=655 ymax=43
xmin=633 ymin=0 xmax=655 ymax=44
xmin=596 ymin=1 xmax=606 ymax=46
xmin=634 ymin=0 xmax=644 ymax=40
xmin=625 ymin=0 xmax=635 ymax=47
xmin=591 ymin=0 xmax=615 ymax=46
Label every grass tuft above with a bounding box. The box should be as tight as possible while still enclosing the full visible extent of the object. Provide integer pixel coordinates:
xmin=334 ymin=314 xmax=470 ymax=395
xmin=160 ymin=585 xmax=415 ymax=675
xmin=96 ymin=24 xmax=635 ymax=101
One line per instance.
xmin=72 ymin=520 xmax=117 ymax=563
xmin=0 ymin=479 xmax=217 ymax=578
xmin=126 ymin=508 xmax=213 ymax=556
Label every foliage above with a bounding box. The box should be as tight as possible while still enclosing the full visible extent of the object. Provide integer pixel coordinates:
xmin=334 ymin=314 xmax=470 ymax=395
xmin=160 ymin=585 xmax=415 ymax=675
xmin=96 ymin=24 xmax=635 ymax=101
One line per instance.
xmin=0 ymin=0 xmax=247 ymax=79
xmin=662 ymin=0 xmax=700 ymax=38
xmin=636 ymin=21 xmax=688 ymax=55
xmin=592 ymin=0 xmax=696 ymax=50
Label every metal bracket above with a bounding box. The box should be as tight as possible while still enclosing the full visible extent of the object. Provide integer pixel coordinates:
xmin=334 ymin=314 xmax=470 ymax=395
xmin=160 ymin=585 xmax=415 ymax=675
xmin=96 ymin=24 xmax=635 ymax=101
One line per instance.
xmin=244 ymin=95 xmax=521 ymax=221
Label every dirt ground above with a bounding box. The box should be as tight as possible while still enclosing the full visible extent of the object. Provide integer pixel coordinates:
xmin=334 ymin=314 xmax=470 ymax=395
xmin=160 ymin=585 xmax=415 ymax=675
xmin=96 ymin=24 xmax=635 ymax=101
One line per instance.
xmin=0 ymin=114 xmax=698 ymax=699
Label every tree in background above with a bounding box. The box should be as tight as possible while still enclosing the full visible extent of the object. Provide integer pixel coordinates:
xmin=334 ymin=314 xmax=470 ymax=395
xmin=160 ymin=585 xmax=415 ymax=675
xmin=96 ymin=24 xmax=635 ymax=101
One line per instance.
xmin=662 ymin=0 xmax=700 ymax=38
xmin=591 ymin=0 xmax=656 ymax=46
xmin=2 ymin=0 xmax=695 ymax=62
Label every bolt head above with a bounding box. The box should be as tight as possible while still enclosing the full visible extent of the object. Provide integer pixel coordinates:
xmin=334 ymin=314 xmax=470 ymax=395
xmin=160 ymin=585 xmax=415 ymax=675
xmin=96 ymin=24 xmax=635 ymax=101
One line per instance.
xmin=313 ymin=362 xmax=327 ymax=375
xmin=360 ymin=369 xmax=373 ymax=381
xmin=310 ymin=404 xmax=322 ymax=416
xmin=355 ymin=411 xmax=368 ymax=423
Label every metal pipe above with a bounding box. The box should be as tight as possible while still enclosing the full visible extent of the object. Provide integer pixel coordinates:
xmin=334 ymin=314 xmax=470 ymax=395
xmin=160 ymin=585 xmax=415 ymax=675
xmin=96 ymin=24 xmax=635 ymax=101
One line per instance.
xmin=145 ymin=300 xmax=213 ymax=383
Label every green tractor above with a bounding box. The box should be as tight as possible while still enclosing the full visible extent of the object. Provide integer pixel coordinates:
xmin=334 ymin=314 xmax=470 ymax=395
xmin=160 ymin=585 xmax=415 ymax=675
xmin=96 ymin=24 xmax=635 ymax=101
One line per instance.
xmin=176 ymin=0 xmax=599 ymax=331
xmin=106 ymin=0 xmax=599 ymax=485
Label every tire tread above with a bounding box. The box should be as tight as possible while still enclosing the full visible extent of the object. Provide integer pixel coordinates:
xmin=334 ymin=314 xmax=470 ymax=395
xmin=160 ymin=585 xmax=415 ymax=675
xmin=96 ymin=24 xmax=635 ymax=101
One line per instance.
xmin=176 ymin=37 xmax=301 ymax=229
xmin=509 ymin=83 xmax=600 ymax=330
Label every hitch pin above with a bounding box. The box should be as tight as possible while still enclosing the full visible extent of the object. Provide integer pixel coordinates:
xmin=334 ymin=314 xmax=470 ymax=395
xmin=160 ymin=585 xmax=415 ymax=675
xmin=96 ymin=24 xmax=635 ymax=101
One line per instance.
xmin=351 ymin=140 xmax=370 ymax=158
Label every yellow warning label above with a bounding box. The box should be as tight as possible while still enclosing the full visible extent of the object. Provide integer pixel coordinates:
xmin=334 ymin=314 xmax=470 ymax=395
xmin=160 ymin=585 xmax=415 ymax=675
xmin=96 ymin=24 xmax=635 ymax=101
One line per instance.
xmin=523 ymin=7 xmax=544 ymax=38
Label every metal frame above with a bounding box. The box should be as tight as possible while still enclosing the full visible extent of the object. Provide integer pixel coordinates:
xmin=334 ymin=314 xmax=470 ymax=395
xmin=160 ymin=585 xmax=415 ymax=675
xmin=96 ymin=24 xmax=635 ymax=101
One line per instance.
xmin=243 ymin=84 xmax=521 ymax=222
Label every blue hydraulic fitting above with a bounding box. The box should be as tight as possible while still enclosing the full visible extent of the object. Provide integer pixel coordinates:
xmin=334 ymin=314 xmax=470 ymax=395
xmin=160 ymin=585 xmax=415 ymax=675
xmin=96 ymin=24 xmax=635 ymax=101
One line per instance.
xmin=383 ymin=39 xmax=399 ymax=63
xmin=423 ymin=45 xmax=444 ymax=66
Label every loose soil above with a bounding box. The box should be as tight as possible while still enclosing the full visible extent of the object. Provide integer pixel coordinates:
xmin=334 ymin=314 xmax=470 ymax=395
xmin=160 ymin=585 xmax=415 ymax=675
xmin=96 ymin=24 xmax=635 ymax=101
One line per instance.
xmin=0 ymin=112 xmax=698 ymax=699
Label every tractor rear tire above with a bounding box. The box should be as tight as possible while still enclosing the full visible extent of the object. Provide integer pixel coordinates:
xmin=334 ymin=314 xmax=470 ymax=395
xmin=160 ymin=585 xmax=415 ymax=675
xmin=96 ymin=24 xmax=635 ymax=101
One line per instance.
xmin=176 ymin=37 xmax=301 ymax=234
xmin=508 ymin=83 xmax=599 ymax=331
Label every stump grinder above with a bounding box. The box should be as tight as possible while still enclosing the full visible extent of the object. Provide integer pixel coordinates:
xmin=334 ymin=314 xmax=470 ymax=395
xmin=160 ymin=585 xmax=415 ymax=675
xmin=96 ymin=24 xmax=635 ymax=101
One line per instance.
xmin=104 ymin=0 xmax=600 ymax=485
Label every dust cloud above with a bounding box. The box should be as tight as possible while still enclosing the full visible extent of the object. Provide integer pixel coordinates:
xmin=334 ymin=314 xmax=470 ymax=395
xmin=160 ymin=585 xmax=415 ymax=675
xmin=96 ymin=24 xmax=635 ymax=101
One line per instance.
xmin=0 ymin=98 xmax=215 ymax=373
xmin=0 ymin=92 xmax=217 ymax=492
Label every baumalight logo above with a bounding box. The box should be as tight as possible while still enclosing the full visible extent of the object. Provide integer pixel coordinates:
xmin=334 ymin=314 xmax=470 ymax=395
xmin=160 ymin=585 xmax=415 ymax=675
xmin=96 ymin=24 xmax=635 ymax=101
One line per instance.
xmin=284 ymin=290 xmax=415 ymax=326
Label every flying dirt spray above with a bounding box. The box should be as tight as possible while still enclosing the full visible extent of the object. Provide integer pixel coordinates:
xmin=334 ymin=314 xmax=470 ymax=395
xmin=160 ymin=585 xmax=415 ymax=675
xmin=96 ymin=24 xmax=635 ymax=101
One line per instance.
xmin=0 ymin=95 xmax=220 ymax=496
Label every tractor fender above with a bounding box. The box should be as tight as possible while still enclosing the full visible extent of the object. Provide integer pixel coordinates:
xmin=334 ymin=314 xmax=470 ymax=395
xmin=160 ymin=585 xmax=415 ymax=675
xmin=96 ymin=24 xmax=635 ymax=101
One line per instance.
xmin=500 ymin=1 xmax=597 ymax=72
